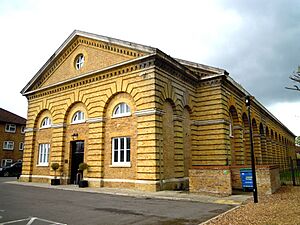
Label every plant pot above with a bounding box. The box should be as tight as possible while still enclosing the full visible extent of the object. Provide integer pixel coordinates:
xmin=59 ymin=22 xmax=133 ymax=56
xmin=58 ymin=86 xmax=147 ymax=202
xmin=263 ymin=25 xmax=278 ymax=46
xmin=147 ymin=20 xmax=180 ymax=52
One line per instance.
xmin=51 ymin=179 xmax=60 ymax=185
xmin=78 ymin=180 xmax=88 ymax=188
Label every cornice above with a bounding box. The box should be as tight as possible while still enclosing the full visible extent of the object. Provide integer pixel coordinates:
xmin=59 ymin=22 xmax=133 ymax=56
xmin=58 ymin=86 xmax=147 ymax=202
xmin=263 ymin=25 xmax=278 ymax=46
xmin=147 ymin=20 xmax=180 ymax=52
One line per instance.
xmin=154 ymin=56 xmax=198 ymax=86
xmin=24 ymin=128 xmax=37 ymax=133
xmin=86 ymin=117 xmax=105 ymax=123
xmin=51 ymin=123 xmax=66 ymax=128
xmin=134 ymin=108 xmax=165 ymax=117
xmin=192 ymin=119 xmax=230 ymax=126
xmin=24 ymin=55 xmax=156 ymax=99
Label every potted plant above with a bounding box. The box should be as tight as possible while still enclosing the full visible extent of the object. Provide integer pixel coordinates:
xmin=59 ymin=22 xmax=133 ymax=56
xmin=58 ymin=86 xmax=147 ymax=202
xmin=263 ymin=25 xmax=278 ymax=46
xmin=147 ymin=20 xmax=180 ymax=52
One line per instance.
xmin=51 ymin=162 xmax=60 ymax=185
xmin=78 ymin=162 xmax=88 ymax=188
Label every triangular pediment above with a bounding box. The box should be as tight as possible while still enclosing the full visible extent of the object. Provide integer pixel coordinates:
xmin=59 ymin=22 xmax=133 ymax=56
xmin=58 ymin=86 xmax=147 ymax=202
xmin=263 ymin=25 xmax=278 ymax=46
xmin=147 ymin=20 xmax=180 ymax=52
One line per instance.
xmin=21 ymin=30 xmax=154 ymax=94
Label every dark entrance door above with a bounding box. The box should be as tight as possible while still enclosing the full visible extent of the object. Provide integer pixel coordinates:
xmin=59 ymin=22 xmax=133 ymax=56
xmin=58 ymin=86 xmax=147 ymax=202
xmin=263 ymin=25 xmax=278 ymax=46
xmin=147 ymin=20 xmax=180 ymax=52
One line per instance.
xmin=70 ymin=141 xmax=84 ymax=184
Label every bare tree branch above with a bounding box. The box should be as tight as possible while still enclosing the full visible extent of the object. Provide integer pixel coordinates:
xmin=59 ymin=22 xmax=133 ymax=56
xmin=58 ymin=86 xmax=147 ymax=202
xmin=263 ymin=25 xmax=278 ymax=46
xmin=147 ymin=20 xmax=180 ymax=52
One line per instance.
xmin=286 ymin=66 xmax=300 ymax=91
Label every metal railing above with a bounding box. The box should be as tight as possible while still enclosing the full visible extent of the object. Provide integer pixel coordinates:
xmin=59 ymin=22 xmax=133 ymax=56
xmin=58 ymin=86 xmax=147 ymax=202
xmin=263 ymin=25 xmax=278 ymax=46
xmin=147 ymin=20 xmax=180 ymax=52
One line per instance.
xmin=280 ymin=158 xmax=300 ymax=186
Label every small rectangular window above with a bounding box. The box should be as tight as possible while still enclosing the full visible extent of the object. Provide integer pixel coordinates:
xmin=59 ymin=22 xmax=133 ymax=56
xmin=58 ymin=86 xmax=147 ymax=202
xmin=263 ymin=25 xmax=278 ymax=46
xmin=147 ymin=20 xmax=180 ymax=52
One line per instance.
xmin=5 ymin=124 xmax=16 ymax=133
xmin=1 ymin=159 xmax=12 ymax=167
xmin=3 ymin=141 xmax=14 ymax=150
xmin=112 ymin=137 xmax=130 ymax=166
xmin=19 ymin=142 xmax=24 ymax=151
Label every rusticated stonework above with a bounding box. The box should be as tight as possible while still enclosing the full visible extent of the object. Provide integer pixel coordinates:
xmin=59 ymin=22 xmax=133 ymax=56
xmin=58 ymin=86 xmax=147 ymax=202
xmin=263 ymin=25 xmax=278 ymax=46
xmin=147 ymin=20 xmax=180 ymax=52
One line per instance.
xmin=20 ymin=30 xmax=296 ymax=193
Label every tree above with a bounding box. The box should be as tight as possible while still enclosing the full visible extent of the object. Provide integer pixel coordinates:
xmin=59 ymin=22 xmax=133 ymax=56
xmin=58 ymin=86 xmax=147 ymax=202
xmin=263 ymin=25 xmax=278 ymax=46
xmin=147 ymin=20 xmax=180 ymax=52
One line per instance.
xmin=296 ymin=136 xmax=300 ymax=146
xmin=286 ymin=66 xmax=300 ymax=91
xmin=51 ymin=162 xmax=59 ymax=179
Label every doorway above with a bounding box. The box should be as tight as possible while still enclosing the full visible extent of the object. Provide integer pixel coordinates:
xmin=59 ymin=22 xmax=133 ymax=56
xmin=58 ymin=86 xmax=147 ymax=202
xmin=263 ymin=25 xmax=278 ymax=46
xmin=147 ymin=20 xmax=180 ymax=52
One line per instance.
xmin=70 ymin=141 xmax=84 ymax=184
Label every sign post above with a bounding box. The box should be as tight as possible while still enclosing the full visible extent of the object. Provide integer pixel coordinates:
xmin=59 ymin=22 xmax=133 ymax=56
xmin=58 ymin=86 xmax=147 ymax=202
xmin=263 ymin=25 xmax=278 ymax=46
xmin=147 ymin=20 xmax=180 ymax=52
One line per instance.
xmin=245 ymin=95 xmax=258 ymax=203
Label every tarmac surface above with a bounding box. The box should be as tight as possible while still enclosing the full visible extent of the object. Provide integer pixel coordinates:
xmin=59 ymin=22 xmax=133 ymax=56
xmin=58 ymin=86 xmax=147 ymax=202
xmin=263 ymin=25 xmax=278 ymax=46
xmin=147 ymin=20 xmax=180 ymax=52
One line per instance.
xmin=8 ymin=180 xmax=251 ymax=205
xmin=1 ymin=179 xmax=253 ymax=224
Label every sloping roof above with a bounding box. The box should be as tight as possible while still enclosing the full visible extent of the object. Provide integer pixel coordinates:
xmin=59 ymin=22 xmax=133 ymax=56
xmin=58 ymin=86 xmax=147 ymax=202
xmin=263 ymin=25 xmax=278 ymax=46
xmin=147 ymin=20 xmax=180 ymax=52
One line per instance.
xmin=21 ymin=30 xmax=156 ymax=95
xmin=21 ymin=30 xmax=227 ymax=96
xmin=0 ymin=108 xmax=26 ymax=125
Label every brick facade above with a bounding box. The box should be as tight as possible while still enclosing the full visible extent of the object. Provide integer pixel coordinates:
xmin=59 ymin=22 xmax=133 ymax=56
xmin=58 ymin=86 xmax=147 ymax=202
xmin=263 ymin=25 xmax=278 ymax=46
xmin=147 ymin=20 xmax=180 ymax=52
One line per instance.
xmin=20 ymin=30 xmax=296 ymax=193
xmin=0 ymin=108 xmax=26 ymax=167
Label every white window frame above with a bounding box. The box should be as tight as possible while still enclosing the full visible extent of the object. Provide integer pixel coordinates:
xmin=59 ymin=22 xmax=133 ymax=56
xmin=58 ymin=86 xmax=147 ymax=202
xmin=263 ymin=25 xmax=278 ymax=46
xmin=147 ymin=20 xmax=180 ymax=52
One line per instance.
xmin=1 ymin=159 xmax=12 ymax=167
xmin=5 ymin=124 xmax=16 ymax=133
xmin=112 ymin=103 xmax=131 ymax=118
xmin=19 ymin=142 xmax=24 ymax=151
xmin=71 ymin=111 xmax=85 ymax=124
xmin=112 ymin=137 xmax=131 ymax=167
xmin=3 ymin=141 xmax=14 ymax=150
xmin=38 ymin=143 xmax=50 ymax=166
xmin=75 ymin=54 xmax=84 ymax=70
xmin=21 ymin=126 xmax=25 ymax=134
xmin=41 ymin=117 xmax=51 ymax=128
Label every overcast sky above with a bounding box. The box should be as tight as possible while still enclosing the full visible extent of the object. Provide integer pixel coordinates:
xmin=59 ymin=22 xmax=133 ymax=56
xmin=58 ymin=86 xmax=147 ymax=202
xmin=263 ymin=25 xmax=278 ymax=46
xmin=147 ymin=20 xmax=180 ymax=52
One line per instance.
xmin=1 ymin=0 xmax=299 ymax=135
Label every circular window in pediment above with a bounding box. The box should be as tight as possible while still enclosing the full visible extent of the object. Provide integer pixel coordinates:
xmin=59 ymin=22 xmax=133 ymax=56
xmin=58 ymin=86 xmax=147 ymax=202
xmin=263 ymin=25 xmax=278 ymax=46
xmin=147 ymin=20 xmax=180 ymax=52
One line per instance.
xmin=75 ymin=54 xmax=84 ymax=70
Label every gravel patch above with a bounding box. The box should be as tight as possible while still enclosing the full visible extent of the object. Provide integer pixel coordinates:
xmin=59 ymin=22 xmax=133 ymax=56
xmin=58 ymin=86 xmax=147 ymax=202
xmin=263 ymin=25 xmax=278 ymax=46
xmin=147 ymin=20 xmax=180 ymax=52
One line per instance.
xmin=205 ymin=186 xmax=300 ymax=225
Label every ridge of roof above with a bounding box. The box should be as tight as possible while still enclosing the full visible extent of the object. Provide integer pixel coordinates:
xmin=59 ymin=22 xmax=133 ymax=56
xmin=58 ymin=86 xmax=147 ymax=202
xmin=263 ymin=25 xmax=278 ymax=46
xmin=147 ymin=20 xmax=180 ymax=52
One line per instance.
xmin=0 ymin=108 xmax=26 ymax=124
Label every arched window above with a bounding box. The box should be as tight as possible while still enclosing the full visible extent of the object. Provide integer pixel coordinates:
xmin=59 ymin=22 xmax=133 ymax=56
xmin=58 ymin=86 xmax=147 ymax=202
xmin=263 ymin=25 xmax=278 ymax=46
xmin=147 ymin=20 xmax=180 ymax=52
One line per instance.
xmin=112 ymin=102 xmax=131 ymax=118
xmin=41 ymin=117 xmax=51 ymax=128
xmin=72 ymin=111 xmax=85 ymax=123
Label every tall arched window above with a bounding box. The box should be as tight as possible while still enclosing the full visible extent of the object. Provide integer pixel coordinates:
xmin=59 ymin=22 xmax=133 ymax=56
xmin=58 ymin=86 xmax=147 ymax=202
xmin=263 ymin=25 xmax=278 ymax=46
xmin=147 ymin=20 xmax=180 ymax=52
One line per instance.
xmin=72 ymin=111 xmax=85 ymax=124
xmin=112 ymin=102 xmax=131 ymax=118
xmin=41 ymin=117 xmax=51 ymax=128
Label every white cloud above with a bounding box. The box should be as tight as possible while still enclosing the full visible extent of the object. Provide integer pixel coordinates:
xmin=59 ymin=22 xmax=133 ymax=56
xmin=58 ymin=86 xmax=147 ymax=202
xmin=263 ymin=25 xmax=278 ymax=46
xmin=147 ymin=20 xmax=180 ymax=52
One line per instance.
xmin=0 ymin=0 xmax=299 ymax=138
xmin=267 ymin=102 xmax=300 ymax=136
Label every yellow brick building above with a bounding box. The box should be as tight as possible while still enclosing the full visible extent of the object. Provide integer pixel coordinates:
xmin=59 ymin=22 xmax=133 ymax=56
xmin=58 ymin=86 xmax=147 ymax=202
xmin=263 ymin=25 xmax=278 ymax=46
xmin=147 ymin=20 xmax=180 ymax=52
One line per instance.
xmin=20 ymin=30 xmax=296 ymax=192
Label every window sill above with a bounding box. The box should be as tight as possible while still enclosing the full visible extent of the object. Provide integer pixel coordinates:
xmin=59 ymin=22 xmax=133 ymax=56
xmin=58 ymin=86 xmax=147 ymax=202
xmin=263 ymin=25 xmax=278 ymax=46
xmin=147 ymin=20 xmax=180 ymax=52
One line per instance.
xmin=40 ymin=126 xmax=51 ymax=129
xmin=112 ymin=114 xmax=131 ymax=119
xmin=110 ymin=164 xmax=131 ymax=168
xmin=5 ymin=130 xmax=16 ymax=133
xmin=37 ymin=164 xmax=49 ymax=167
xmin=71 ymin=120 xmax=86 ymax=125
xmin=3 ymin=149 xmax=13 ymax=151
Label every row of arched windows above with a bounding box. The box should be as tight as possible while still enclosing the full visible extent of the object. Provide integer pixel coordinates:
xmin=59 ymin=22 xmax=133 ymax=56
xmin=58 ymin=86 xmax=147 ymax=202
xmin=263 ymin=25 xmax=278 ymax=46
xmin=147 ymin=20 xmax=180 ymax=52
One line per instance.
xmin=39 ymin=102 xmax=131 ymax=128
xmin=228 ymin=105 xmax=293 ymax=168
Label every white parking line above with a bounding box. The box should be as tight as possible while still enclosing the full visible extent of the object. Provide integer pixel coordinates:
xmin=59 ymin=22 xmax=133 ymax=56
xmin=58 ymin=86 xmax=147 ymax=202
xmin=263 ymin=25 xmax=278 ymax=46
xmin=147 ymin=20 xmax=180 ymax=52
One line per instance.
xmin=0 ymin=217 xmax=30 ymax=224
xmin=26 ymin=217 xmax=36 ymax=225
xmin=0 ymin=216 xmax=67 ymax=225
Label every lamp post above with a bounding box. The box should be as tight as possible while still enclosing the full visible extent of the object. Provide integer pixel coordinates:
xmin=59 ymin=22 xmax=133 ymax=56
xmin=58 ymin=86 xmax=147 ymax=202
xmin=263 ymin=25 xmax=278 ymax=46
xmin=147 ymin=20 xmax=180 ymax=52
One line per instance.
xmin=245 ymin=95 xmax=258 ymax=203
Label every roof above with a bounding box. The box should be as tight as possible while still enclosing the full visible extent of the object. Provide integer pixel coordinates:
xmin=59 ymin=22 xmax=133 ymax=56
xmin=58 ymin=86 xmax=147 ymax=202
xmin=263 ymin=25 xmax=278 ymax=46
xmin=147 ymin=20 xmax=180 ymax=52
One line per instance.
xmin=0 ymin=108 xmax=26 ymax=125
xmin=21 ymin=30 xmax=156 ymax=95
xmin=225 ymin=76 xmax=296 ymax=137
xmin=20 ymin=30 xmax=294 ymax=137
xmin=21 ymin=30 xmax=226 ymax=95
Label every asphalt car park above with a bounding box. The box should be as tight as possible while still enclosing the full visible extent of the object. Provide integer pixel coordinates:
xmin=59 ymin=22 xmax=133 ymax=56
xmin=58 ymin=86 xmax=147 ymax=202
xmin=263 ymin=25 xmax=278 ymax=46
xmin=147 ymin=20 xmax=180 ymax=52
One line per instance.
xmin=0 ymin=177 xmax=234 ymax=225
